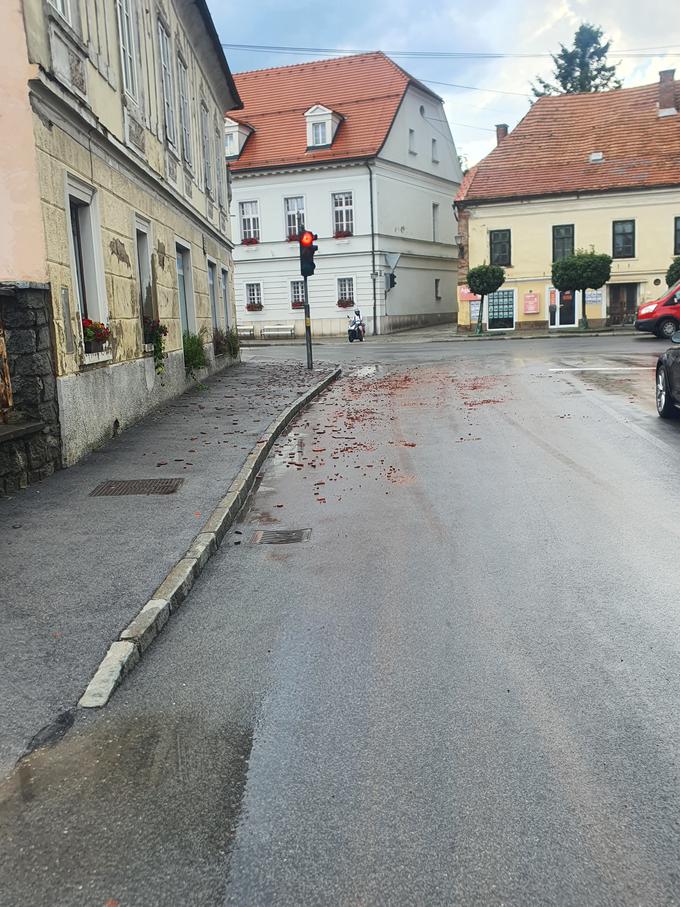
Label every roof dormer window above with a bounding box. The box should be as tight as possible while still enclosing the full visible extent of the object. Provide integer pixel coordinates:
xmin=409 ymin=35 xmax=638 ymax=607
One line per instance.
xmin=312 ymin=121 xmax=328 ymax=146
xmin=224 ymin=116 xmax=253 ymax=160
xmin=304 ymin=105 xmax=342 ymax=150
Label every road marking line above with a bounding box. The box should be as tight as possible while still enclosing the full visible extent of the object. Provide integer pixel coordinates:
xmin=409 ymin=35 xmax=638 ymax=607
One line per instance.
xmin=549 ymin=367 xmax=656 ymax=372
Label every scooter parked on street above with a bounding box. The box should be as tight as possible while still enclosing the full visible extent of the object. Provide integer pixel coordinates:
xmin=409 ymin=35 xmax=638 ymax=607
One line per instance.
xmin=347 ymin=309 xmax=365 ymax=342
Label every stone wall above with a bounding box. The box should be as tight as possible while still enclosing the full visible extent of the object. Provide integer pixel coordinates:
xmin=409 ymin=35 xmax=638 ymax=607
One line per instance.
xmin=0 ymin=284 xmax=61 ymax=494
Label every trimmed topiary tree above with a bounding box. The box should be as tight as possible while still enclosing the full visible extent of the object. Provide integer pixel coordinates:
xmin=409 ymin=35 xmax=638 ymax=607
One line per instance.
xmin=667 ymin=256 xmax=680 ymax=288
xmin=552 ymin=250 xmax=611 ymax=329
xmin=467 ymin=264 xmax=505 ymax=335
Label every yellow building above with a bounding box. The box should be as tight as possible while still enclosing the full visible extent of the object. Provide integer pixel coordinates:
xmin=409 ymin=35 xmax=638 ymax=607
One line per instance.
xmin=455 ymin=72 xmax=680 ymax=333
xmin=0 ymin=0 xmax=241 ymax=487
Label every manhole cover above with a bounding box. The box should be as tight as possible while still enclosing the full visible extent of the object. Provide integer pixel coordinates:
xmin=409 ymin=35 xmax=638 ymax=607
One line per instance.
xmin=250 ymin=529 xmax=311 ymax=544
xmin=89 ymin=478 xmax=184 ymax=497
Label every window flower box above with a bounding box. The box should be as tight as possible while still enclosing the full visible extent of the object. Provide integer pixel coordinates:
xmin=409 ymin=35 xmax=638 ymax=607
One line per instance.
xmin=246 ymin=302 xmax=263 ymax=312
xmin=82 ymin=318 xmax=111 ymax=353
xmin=334 ymin=229 xmax=353 ymax=239
xmin=291 ymin=300 xmax=304 ymax=310
xmin=287 ymin=233 xmax=300 ymax=242
xmin=241 ymin=237 xmax=259 ymax=246
xmin=337 ymin=299 xmax=355 ymax=308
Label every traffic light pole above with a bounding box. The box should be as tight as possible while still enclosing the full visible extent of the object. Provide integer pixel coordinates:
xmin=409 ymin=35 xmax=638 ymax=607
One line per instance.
xmin=303 ymin=275 xmax=313 ymax=370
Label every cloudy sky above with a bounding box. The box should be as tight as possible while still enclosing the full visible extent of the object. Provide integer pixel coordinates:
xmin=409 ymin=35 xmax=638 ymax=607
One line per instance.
xmin=207 ymin=0 xmax=679 ymax=167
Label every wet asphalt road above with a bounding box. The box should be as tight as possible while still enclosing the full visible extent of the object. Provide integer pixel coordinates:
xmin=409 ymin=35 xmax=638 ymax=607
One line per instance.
xmin=4 ymin=335 xmax=680 ymax=905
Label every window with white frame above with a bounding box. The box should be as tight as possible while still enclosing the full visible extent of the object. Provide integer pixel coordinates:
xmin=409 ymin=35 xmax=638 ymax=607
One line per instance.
xmin=432 ymin=203 xmax=440 ymax=242
xmin=215 ymin=129 xmax=224 ymax=207
xmin=431 ymin=138 xmax=439 ymax=162
xmin=177 ymin=57 xmax=192 ymax=165
xmin=207 ymin=260 xmax=218 ymax=328
xmin=200 ymin=105 xmax=212 ymax=195
xmin=48 ymin=0 xmax=70 ymax=22
xmin=337 ymin=277 xmax=354 ymax=303
xmin=175 ymin=244 xmax=194 ymax=333
xmin=409 ymin=128 xmax=416 ymax=154
xmin=239 ymin=201 xmax=260 ymax=242
xmin=332 ymin=191 xmax=353 ymax=236
xmin=246 ymin=283 xmax=262 ymax=308
xmin=135 ymin=218 xmax=153 ymax=320
xmin=225 ymin=132 xmax=236 ymax=157
xmin=157 ymin=22 xmax=177 ymax=148
xmin=67 ymin=179 xmax=106 ymax=325
xmin=284 ymin=197 xmax=305 ymax=239
xmin=221 ymin=268 xmax=230 ymax=326
xmin=435 ymin=278 xmax=442 ymax=300
xmin=115 ymin=0 xmax=137 ymax=100
xmin=312 ymin=122 xmax=328 ymax=146
xmin=291 ymin=280 xmax=304 ymax=307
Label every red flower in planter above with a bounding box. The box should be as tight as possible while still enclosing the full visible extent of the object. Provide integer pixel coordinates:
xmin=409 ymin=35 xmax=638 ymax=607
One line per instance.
xmin=337 ymin=299 xmax=355 ymax=308
xmin=291 ymin=300 xmax=304 ymax=310
xmin=81 ymin=317 xmax=111 ymax=343
xmin=334 ymin=229 xmax=353 ymax=239
xmin=287 ymin=233 xmax=300 ymax=242
xmin=241 ymin=237 xmax=259 ymax=246
xmin=246 ymin=303 xmax=263 ymax=312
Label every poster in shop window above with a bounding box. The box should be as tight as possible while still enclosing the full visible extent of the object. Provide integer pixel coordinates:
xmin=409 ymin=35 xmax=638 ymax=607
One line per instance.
xmin=523 ymin=292 xmax=540 ymax=314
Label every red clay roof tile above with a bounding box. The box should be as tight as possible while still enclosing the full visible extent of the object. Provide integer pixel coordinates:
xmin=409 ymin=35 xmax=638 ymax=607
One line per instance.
xmin=228 ymin=52 xmax=439 ymax=172
xmin=456 ymin=79 xmax=680 ymax=203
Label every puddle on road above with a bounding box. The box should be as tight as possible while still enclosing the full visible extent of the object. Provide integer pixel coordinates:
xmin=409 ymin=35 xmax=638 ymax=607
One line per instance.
xmin=0 ymin=711 xmax=254 ymax=903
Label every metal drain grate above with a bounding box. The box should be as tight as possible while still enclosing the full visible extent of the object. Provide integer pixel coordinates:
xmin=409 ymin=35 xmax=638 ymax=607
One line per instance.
xmin=250 ymin=529 xmax=311 ymax=544
xmin=89 ymin=478 xmax=184 ymax=497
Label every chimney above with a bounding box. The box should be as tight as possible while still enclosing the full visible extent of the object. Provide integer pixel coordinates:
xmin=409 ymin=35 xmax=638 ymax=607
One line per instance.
xmin=658 ymin=69 xmax=677 ymax=117
xmin=495 ymin=123 xmax=508 ymax=145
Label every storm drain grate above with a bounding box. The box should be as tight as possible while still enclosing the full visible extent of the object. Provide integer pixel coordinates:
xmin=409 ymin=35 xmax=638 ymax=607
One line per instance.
xmin=250 ymin=529 xmax=311 ymax=544
xmin=89 ymin=478 xmax=184 ymax=497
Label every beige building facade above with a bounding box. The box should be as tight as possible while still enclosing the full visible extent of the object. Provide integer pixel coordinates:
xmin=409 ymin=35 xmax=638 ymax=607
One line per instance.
xmin=1 ymin=0 xmax=241 ymax=487
xmin=455 ymin=73 xmax=680 ymax=333
xmin=458 ymin=186 xmax=680 ymax=332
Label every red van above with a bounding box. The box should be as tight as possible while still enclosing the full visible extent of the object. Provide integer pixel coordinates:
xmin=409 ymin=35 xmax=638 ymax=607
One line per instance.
xmin=635 ymin=281 xmax=680 ymax=338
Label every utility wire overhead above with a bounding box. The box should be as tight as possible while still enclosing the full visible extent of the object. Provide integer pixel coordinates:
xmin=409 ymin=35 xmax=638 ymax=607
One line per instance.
xmin=221 ymin=41 xmax=680 ymax=60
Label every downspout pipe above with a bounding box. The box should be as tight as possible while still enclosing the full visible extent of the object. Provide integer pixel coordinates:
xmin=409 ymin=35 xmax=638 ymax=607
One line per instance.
xmin=366 ymin=161 xmax=378 ymax=335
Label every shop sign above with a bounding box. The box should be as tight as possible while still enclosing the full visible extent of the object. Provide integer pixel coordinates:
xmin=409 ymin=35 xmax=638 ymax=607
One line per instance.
xmin=459 ymin=284 xmax=481 ymax=302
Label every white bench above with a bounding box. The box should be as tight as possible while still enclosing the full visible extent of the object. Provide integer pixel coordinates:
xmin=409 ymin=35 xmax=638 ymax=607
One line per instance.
xmin=260 ymin=323 xmax=296 ymax=339
xmin=237 ymin=323 xmax=255 ymax=339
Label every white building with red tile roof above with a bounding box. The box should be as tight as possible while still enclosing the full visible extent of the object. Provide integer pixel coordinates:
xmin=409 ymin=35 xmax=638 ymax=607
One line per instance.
xmin=227 ymin=52 xmax=463 ymax=336
xmin=455 ymin=71 xmax=680 ymax=333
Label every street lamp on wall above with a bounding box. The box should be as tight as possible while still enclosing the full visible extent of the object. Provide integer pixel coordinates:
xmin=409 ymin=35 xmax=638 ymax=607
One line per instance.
xmin=454 ymin=233 xmax=465 ymax=257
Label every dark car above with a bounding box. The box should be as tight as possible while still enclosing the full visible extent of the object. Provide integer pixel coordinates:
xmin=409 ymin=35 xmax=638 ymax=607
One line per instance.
xmin=656 ymin=332 xmax=680 ymax=417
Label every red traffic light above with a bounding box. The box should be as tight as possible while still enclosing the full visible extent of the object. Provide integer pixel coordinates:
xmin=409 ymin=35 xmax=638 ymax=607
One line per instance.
xmin=300 ymin=231 xmax=315 ymax=246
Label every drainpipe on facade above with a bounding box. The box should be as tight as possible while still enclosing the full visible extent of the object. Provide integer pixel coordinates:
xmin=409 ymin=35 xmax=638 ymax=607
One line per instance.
xmin=365 ymin=161 xmax=378 ymax=335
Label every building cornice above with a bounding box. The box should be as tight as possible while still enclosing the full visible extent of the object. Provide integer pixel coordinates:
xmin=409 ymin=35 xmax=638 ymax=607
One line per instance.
xmin=229 ymin=156 xmax=375 ymax=179
xmin=457 ymin=182 xmax=680 ymax=209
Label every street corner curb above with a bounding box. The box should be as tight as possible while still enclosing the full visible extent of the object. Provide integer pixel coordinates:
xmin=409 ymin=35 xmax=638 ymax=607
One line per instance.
xmin=120 ymin=599 xmax=170 ymax=653
xmin=186 ymin=533 xmax=217 ymax=570
xmin=76 ymin=365 xmax=342 ymax=711
xmin=153 ymin=557 xmax=199 ymax=612
xmin=78 ymin=641 xmax=140 ymax=709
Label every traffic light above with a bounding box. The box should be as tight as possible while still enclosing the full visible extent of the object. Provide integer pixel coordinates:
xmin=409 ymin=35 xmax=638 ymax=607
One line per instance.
xmin=299 ymin=230 xmax=318 ymax=277
xmin=386 ymin=272 xmax=397 ymax=291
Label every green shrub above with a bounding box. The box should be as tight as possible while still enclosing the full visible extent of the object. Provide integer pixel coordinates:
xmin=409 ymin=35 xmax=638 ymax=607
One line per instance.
xmin=225 ymin=326 xmax=240 ymax=359
xmin=667 ymin=257 xmax=680 ymax=288
xmin=213 ymin=326 xmax=240 ymax=359
xmin=183 ymin=329 xmax=208 ymax=380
